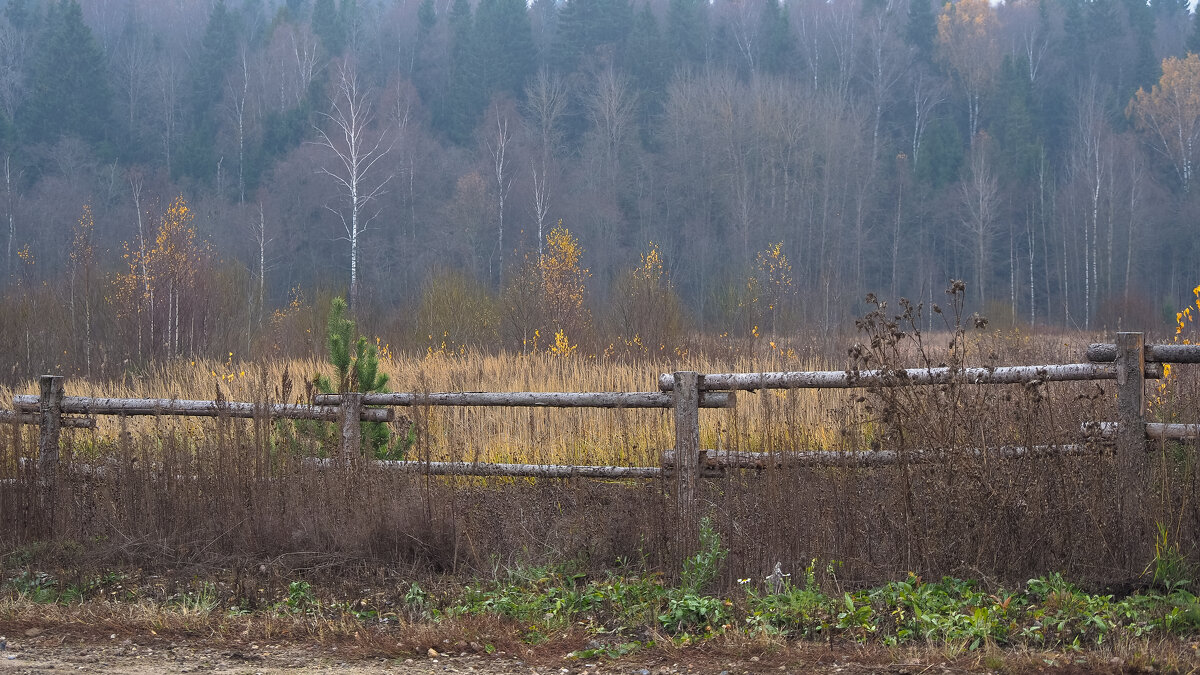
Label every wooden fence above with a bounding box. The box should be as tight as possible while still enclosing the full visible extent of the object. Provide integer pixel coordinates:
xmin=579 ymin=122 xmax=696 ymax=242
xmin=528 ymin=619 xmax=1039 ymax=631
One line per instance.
xmin=7 ymin=332 xmax=1200 ymax=531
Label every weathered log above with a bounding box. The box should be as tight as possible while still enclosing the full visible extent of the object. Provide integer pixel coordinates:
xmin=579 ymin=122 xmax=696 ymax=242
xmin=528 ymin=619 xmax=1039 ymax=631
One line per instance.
xmin=657 ymin=363 xmax=1121 ymax=392
xmin=9 ymin=457 xmax=669 ymax=481
xmin=11 ymin=396 xmax=392 ymax=422
xmin=0 ymin=410 xmax=95 ymax=428
xmin=1084 ymin=421 xmax=1200 ymax=441
xmin=1088 ymin=343 xmax=1200 ymax=364
xmin=312 ymin=390 xmax=733 ymax=409
xmin=37 ymin=375 xmax=64 ymax=483
xmin=661 ymin=443 xmax=1108 ymax=469
xmin=304 ymin=457 xmax=662 ymax=478
xmin=1148 ymin=424 xmax=1200 ymax=440
xmin=672 ymin=371 xmax=701 ymax=545
xmin=339 ymin=392 xmax=363 ymax=460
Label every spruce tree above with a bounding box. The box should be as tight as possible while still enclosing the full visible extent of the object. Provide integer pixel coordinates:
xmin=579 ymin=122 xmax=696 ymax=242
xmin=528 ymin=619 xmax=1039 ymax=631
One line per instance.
xmin=992 ymin=56 xmax=1039 ymax=185
xmin=311 ymin=297 xmax=398 ymax=459
xmin=1190 ymin=9 xmax=1200 ymax=54
xmin=667 ymin=0 xmax=706 ymax=67
xmin=177 ymin=0 xmax=238 ymax=182
xmin=555 ymin=0 xmax=633 ymax=73
xmin=417 ymin=0 xmax=435 ymax=38
xmin=312 ymin=0 xmax=345 ymax=56
xmin=626 ymin=2 xmax=665 ymax=93
xmin=905 ymin=0 xmax=936 ymax=63
xmin=916 ymin=118 xmax=963 ymax=189
xmin=626 ymin=2 xmax=666 ymax=142
xmin=475 ymin=0 xmax=536 ymax=98
xmin=441 ymin=0 xmax=481 ymax=143
xmin=23 ymin=0 xmax=111 ymax=146
xmin=758 ymin=0 xmax=793 ymax=75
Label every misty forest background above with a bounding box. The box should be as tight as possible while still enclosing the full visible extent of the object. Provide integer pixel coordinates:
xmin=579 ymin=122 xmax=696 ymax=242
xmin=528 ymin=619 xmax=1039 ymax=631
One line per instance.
xmin=2 ymin=0 xmax=1199 ymax=381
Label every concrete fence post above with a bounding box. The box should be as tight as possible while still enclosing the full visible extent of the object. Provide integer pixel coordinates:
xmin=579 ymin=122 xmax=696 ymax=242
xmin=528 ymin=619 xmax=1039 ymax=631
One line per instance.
xmin=1115 ymin=332 xmax=1146 ymax=574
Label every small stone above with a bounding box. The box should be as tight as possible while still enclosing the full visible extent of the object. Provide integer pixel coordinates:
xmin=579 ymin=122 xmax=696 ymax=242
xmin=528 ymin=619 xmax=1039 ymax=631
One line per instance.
xmin=24 ymin=628 xmax=42 ymax=638
xmin=750 ymin=657 xmax=759 ymax=663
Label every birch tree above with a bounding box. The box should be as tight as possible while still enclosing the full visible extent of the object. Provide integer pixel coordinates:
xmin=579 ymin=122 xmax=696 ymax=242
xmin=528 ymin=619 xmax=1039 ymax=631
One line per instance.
xmin=486 ymin=110 xmax=513 ymax=289
xmin=312 ymin=61 xmax=394 ymax=309
xmin=959 ymin=133 xmax=1000 ymax=307
xmin=523 ymin=67 xmax=566 ymax=259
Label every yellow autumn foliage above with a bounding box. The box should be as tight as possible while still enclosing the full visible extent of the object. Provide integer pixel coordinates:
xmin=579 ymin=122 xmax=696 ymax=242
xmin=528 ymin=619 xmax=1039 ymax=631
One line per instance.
xmin=1130 ymin=54 xmax=1200 ymax=191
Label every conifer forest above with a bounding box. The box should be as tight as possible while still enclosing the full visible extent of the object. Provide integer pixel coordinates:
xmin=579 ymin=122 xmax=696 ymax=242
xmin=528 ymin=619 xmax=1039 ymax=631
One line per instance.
xmin=2 ymin=0 xmax=1200 ymax=377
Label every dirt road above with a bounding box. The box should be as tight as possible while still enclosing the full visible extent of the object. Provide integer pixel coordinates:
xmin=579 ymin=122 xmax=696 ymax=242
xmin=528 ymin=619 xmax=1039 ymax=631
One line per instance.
xmin=0 ymin=628 xmax=977 ymax=675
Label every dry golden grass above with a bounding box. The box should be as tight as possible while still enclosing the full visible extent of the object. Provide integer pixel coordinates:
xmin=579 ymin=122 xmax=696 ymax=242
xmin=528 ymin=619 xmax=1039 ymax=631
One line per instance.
xmin=0 ymin=326 xmax=1104 ymax=467
xmin=0 ymin=345 xmax=854 ymax=466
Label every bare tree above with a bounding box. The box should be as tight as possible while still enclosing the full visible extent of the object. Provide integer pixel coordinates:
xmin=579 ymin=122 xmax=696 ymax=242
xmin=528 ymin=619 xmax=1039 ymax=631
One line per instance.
xmin=523 ymin=67 xmax=566 ymax=258
xmin=910 ymin=70 xmax=943 ymax=168
xmin=128 ymin=169 xmax=150 ymax=359
xmin=725 ymin=0 xmax=763 ymax=74
xmin=4 ymin=155 xmax=15 ymax=281
xmin=959 ymin=133 xmax=1000 ymax=307
xmin=1067 ymin=82 xmax=1112 ymax=329
xmin=155 ymin=54 xmax=181 ymax=175
xmin=862 ymin=0 xmax=905 ymax=165
xmin=287 ymin=23 xmax=321 ymax=108
xmin=312 ymin=60 xmax=394 ymax=309
xmin=110 ymin=10 xmax=154 ymax=144
xmin=486 ymin=111 xmax=513 ymax=289
xmin=253 ymin=201 xmax=269 ymax=327
xmin=0 ymin=16 xmax=27 ymax=125
xmin=226 ymin=45 xmax=250 ymax=204
xmin=586 ymin=66 xmax=638 ymax=196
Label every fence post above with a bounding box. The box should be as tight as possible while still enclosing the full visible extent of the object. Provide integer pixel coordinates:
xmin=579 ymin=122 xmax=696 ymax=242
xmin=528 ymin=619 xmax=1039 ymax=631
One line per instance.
xmin=672 ymin=371 xmax=701 ymax=543
xmin=37 ymin=375 xmax=64 ymax=477
xmin=36 ymin=375 xmax=64 ymax=534
xmin=339 ymin=393 xmax=364 ymax=462
xmin=1115 ymin=332 xmax=1146 ymax=575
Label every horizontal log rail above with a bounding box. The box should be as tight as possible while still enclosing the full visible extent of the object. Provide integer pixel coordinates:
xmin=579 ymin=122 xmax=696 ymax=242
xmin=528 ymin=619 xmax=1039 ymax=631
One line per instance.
xmin=312 ymin=390 xmax=735 ymax=409
xmin=1088 ymin=343 xmax=1200 ymax=364
xmin=11 ymin=395 xmax=392 ymax=423
xmin=661 ymin=444 xmax=1110 ymax=469
xmin=1083 ymin=421 xmax=1200 ymax=441
xmin=305 ymin=458 xmax=663 ymax=478
xmin=656 ymin=363 xmax=1131 ymax=392
xmin=0 ymin=409 xmax=95 ymax=429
